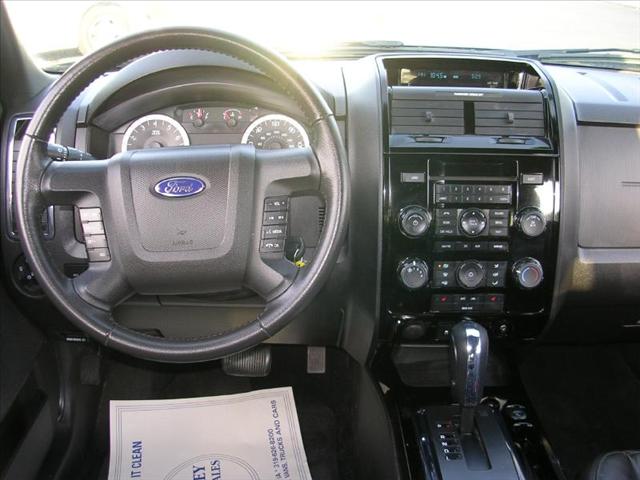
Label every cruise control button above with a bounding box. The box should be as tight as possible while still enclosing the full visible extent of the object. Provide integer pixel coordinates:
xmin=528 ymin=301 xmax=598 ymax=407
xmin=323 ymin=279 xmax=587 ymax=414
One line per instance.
xmin=82 ymin=221 xmax=105 ymax=236
xmin=85 ymin=234 xmax=108 ymax=249
xmin=79 ymin=208 xmax=102 ymax=222
xmin=87 ymin=248 xmax=110 ymax=262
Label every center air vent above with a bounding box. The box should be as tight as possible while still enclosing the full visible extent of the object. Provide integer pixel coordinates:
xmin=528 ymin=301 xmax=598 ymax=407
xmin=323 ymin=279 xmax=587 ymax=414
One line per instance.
xmin=473 ymin=91 xmax=544 ymax=136
xmin=389 ymin=86 xmax=546 ymax=138
xmin=390 ymin=87 xmax=465 ymax=135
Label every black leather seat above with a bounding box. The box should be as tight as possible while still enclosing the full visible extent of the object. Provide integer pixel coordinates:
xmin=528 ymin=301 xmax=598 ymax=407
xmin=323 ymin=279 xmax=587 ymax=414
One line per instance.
xmin=582 ymin=451 xmax=640 ymax=480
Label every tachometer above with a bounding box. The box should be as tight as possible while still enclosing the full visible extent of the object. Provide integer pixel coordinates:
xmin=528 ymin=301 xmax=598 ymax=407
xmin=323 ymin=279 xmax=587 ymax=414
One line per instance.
xmin=121 ymin=114 xmax=190 ymax=152
xmin=241 ymin=114 xmax=309 ymax=150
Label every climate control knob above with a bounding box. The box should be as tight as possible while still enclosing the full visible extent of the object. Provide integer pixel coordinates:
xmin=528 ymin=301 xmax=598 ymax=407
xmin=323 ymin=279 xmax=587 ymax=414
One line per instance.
xmin=459 ymin=208 xmax=487 ymax=237
xmin=398 ymin=258 xmax=429 ymax=290
xmin=517 ymin=208 xmax=546 ymax=238
xmin=457 ymin=260 xmax=485 ymax=289
xmin=512 ymin=258 xmax=544 ymax=289
xmin=398 ymin=206 xmax=431 ymax=238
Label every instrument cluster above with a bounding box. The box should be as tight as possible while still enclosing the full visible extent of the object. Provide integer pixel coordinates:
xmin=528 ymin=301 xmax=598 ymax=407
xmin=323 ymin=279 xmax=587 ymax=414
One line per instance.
xmin=112 ymin=104 xmax=310 ymax=154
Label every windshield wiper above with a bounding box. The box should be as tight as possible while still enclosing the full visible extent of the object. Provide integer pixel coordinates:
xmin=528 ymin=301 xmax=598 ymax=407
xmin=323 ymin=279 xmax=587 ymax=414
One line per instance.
xmin=517 ymin=48 xmax=640 ymax=72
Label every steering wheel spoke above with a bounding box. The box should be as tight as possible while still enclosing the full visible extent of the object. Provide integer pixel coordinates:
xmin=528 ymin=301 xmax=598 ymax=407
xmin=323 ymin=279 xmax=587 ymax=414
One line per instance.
xmin=40 ymin=158 xmax=108 ymax=205
xmin=255 ymin=147 xmax=320 ymax=196
xmin=73 ymin=261 xmax=133 ymax=311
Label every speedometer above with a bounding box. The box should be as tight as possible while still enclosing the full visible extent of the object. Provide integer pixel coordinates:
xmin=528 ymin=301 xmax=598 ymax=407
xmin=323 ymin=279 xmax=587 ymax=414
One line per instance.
xmin=121 ymin=114 xmax=190 ymax=152
xmin=241 ymin=114 xmax=309 ymax=150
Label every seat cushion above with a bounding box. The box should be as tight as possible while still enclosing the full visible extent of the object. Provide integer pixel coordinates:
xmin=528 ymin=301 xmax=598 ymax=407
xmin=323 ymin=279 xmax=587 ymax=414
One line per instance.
xmin=582 ymin=451 xmax=640 ymax=480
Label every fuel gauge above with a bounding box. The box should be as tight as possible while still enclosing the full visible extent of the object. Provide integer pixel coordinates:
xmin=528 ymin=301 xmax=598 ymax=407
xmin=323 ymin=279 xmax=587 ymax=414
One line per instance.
xmin=223 ymin=108 xmax=242 ymax=128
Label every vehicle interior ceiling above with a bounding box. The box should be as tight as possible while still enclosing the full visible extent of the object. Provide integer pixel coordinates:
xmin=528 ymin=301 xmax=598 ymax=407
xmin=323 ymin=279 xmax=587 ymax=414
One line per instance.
xmin=1 ymin=2 xmax=639 ymax=480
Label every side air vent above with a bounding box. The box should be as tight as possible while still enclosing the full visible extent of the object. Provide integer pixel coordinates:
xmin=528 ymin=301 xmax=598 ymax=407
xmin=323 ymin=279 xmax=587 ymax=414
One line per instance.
xmin=474 ymin=90 xmax=545 ymax=136
xmin=5 ymin=116 xmax=54 ymax=239
xmin=390 ymin=87 xmax=465 ymax=135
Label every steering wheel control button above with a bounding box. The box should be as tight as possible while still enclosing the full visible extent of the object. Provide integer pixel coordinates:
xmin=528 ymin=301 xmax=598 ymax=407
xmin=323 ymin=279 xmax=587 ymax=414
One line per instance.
xmin=398 ymin=258 xmax=429 ymax=290
xmin=459 ymin=208 xmax=487 ymax=237
xmin=87 ymin=248 xmax=111 ymax=262
xmin=260 ymin=196 xmax=289 ymax=255
xmin=513 ymin=258 xmax=544 ymax=289
xmin=79 ymin=208 xmax=103 ymax=222
xmin=457 ymin=261 xmax=485 ymax=289
xmin=263 ymin=211 xmax=287 ymax=225
xmin=85 ymin=234 xmax=108 ymax=249
xmin=82 ymin=221 xmax=105 ymax=236
xmin=260 ymin=239 xmax=285 ymax=253
xmin=517 ymin=207 xmax=546 ymax=238
xmin=264 ymin=196 xmax=289 ymax=212
xmin=399 ymin=205 xmax=431 ymax=238
xmin=262 ymin=225 xmax=286 ymax=239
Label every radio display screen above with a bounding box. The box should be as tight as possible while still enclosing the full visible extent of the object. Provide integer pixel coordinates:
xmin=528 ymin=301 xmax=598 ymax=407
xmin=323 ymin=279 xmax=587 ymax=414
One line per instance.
xmin=399 ymin=68 xmax=505 ymax=88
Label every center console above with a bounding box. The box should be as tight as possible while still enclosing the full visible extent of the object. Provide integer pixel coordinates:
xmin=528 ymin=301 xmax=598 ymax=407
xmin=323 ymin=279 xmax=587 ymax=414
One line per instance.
xmin=378 ymin=56 xmax=560 ymax=480
xmin=380 ymin=57 xmax=559 ymax=345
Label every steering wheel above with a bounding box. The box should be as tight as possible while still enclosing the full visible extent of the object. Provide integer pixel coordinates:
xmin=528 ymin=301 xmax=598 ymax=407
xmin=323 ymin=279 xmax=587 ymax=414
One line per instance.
xmin=15 ymin=28 xmax=349 ymax=362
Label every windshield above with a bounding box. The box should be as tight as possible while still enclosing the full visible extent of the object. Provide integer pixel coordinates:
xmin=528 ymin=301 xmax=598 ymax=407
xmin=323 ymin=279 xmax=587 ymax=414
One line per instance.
xmin=4 ymin=0 xmax=640 ymax=71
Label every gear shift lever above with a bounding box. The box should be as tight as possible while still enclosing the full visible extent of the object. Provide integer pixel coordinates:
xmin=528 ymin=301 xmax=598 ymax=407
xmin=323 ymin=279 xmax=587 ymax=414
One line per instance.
xmin=449 ymin=319 xmax=489 ymax=435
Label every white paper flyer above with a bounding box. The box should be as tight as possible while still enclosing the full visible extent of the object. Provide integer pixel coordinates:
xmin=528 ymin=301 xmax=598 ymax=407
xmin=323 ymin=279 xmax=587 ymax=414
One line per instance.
xmin=107 ymin=387 xmax=312 ymax=480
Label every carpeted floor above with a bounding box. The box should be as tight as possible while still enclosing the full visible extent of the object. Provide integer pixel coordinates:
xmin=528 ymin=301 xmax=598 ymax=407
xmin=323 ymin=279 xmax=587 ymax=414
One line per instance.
xmin=520 ymin=344 xmax=640 ymax=480
xmin=79 ymin=347 xmax=354 ymax=480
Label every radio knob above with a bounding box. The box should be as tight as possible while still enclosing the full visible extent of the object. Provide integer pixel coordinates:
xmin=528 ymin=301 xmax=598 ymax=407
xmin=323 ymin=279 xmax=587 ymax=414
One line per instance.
xmin=459 ymin=208 xmax=487 ymax=237
xmin=398 ymin=206 xmax=431 ymax=238
xmin=457 ymin=260 xmax=485 ymax=289
xmin=517 ymin=208 xmax=546 ymax=238
xmin=398 ymin=258 xmax=429 ymax=290
xmin=512 ymin=258 xmax=544 ymax=289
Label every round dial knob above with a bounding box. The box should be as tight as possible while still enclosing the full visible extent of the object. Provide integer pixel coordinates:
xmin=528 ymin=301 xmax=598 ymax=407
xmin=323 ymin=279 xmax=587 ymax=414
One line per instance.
xmin=398 ymin=258 xmax=429 ymax=290
xmin=398 ymin=206 xmax=431 ymax=238
xmin=517 ymin=208 xmax=546 ymax=238
xmin=459 ymin=208 xmax=487 ymax=237
xmin=512 ymin=258 xmax=544 ymax=289
xmin=457 ymin=260 xmax=485 ymax=289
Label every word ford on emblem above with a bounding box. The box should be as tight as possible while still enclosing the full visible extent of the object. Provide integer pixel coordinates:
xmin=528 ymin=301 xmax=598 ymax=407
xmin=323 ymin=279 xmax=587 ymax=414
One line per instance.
xmin=154 ymin=177 xmax=205 ymax=198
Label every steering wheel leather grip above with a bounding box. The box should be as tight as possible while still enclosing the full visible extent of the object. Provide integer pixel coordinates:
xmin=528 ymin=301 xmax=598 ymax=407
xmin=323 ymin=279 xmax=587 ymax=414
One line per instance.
xmin=16 ymin=28 xmax=350 ymax=362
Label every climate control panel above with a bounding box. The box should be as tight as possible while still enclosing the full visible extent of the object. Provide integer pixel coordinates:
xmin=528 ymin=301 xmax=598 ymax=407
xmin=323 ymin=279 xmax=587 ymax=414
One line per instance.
xmin=383 ymin=154 xmax=558 ymax=342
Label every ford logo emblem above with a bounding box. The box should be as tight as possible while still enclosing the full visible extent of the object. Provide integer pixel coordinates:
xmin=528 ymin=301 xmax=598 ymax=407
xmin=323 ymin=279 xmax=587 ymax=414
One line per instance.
xmin=153 ymin=177 xmax=206 ymax=198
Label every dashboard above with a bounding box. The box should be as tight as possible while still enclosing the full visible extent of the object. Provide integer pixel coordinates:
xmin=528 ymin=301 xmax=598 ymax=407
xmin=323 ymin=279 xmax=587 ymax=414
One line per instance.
xmin=1 ymin=45 xmax=639 ymax=359
xmin=112 ymin=104 xmax=310 ymax=154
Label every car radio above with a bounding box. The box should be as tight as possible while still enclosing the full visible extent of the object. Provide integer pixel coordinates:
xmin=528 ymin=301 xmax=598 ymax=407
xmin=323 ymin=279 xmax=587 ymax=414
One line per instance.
xmin=383 ymin=155 xmax=557 ymax=342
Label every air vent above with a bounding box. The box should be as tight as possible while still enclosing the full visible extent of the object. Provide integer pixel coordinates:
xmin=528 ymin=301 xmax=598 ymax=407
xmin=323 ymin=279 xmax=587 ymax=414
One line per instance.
xmin=5 ymin=116 xmax=54 ymax=239
xmin=390 ymin=87 xmax=546 ymax=138
xmin=390 ymin=87 xmax=465 ymax=135
xmin=474 ymin=90 xmax=544 ymax=136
